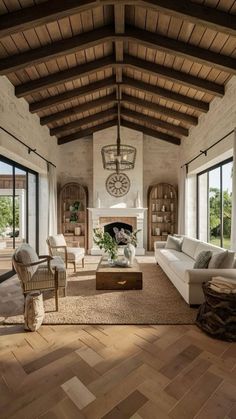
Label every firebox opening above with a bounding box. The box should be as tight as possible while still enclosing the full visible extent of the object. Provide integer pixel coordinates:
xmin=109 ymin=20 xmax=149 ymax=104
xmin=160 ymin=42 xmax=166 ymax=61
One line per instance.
xmin=104 ymin=222 xmax=133 ymax=241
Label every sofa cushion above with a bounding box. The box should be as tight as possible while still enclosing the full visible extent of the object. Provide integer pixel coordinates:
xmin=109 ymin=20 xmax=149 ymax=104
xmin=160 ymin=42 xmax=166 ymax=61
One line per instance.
xmin=157 ymin=248 xmax=193 ymax=264
xmin=182 ymin=237 xmax=199 ymax=259
xmin=194 ymin=250 xmax=212 ymax=269
xmin=193 ymin=242 xmax=223 ymax=260
xmin=169 ymin=260 xmax=195 ymax=282
xmin=165 ymin=235 xmax=182 ymax=251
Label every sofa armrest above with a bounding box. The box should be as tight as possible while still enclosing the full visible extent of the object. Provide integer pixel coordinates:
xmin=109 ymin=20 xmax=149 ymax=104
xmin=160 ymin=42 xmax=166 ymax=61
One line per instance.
xmin=154 ymin=241 xmax=167 ymax=250
xmin=185 ymin=268 xmax=236 ymax=284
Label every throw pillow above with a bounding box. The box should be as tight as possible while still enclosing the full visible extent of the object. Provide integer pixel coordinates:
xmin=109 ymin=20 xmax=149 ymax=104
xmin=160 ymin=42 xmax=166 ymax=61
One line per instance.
xmin=165 ymin=235 xmax=182 ymax=251
xmin=208 ymin=251 xmax=228 ymax=269
xmin=194 ymin=250 xmax=212 ymax=269
xmin=219 ymin=251 xmax=235 ymax=268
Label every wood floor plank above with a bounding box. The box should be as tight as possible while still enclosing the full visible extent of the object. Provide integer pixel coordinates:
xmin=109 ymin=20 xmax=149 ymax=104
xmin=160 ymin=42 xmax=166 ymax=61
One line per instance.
xmin=0 ymin=325 xmax=234 ymax=419
xmin=169 ymin=371 xmax=223 ymax=419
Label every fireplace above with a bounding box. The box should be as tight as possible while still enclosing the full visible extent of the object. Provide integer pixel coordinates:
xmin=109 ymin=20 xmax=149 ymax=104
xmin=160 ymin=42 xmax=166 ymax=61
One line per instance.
xmin=88 ymin=208 xmax=147 ymax=255
xmin=104 ymin=222 xmax=133 ymax=240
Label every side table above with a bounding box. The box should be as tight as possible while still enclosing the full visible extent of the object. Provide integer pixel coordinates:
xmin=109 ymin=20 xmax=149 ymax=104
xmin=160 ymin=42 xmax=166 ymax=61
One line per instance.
xmin=196 ymin=281 xmax=236 ymax=342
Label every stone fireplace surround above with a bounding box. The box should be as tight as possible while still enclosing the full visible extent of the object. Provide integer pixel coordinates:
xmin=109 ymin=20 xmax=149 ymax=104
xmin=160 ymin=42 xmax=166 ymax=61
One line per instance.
xmin=88 ymin=208 xmax=147 ymax=255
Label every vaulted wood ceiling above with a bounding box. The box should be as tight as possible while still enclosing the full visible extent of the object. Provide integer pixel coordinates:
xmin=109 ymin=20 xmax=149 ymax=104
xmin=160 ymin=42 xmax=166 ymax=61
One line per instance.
xmin=1 ymin=0 xmax=236 ymax=146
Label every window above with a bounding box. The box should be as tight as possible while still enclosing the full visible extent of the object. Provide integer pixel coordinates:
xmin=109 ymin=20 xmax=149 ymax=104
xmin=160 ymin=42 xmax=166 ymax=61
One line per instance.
xmin=0 ymin=156 xmax=38 ymax=280
xmin=197 ymin=158 xmax=233 ymax=249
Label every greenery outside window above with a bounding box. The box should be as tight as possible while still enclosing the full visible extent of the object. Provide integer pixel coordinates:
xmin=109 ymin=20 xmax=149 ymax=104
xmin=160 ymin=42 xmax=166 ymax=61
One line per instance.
xmin=197 ymin=158 xmax=233 ymax=249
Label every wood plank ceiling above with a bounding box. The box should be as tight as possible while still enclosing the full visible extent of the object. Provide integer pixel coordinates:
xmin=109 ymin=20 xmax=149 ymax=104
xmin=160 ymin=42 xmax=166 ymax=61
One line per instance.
xmin=0 ymin=0 xmax=236 ymax=146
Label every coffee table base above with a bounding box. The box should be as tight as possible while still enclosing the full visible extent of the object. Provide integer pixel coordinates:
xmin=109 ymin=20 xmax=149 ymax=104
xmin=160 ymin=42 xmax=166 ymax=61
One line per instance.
xmin=96 ymin=258 xmax=143 ymax=290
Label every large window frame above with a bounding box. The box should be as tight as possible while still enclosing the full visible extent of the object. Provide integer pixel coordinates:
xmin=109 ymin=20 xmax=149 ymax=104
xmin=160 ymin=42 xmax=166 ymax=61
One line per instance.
xmin=0 ymin=155 xmax=39 ymax=281
xmin=196 ymin=157 xmax=233 ymax=248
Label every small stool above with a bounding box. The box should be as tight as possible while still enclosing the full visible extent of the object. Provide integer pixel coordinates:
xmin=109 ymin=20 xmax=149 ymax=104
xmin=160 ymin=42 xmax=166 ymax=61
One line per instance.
xmin=196 ymin=282 xmax=236 ymax=342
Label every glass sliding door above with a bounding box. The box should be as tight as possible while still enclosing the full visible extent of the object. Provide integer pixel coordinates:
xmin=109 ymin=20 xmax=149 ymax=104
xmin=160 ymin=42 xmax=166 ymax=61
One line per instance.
xmin=0 ymin=156 xmax=38 ymax=280
xmin=197 ymin=158 xmax=233 ymax=249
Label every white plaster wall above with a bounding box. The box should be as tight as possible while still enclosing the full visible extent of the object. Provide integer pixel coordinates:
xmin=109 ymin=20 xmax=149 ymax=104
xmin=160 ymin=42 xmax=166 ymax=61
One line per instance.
xmin=0 ymin=76 xmax=59 ymax=253
xmin=57 ymin=137 xmax=93 ymax=206
xmin=93 ymin=126 xmax=143 ymax=208
xmin=180 ymin=75 xmax=236 ymax=238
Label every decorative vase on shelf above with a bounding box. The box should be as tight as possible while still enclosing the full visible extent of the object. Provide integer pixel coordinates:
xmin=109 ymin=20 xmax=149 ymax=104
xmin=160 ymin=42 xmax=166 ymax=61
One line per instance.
xmin=124 ymin=243 xmax=136 ymax=267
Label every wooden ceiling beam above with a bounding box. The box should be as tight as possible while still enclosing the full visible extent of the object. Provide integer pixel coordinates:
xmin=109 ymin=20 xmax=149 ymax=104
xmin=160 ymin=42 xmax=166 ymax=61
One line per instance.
xmin=126 ymin=26 xmax=236 ymax=75
xmin=122 ymin=93 xmax=198 ymax=126
xmin=50 ymin=108 xmax=116 ymax=136
xmin=16 ymin=53 xmax=223 ymax=99
xmin=2 ymin=24 xmax=236 ymax=76
xmin=0 ymin=26 xmax=115 ymax=75
xmin=142 ymin=0 xmax=236 ymax=37
xmin=124 ymin=55 xmax=224 ymax=97
xmin=58 ymin=118 xmax=117 ymax=145
xmin=121 ymin=107 xmax=188 ymax=136
xmin=121 ymin=118 xmax=181 ymax=145
xmin=30 ymin=77 xmax=116 ymax=113
xmin=40 ymin=93 xmax=116 ymax=126
xmin=123 ymin=76 xmax=209 ymax=112
xmin=114 ymin=4 xmax=125 ymax=86
xmin=16 ymin=56 xmax=116 ymax=98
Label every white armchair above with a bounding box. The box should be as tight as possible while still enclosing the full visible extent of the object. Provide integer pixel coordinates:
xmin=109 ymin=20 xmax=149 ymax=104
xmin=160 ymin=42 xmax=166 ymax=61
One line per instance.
xmin=47 ymin=234 xmax=85 ymax=272
xmin=12 ymin=243 xmax=67 ymax=311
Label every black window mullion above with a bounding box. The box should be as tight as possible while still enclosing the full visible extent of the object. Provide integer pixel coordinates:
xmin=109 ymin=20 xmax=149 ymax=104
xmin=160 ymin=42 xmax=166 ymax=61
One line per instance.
xmin=26 ymin=172 xmax=29 ymax=244
xmin=220 ymin=165 xmax=223 ymax=248
xmin=207 ymin=171 xmax=209 ymax=243
xmin=13 ymin=165 xmax=15 ymax=249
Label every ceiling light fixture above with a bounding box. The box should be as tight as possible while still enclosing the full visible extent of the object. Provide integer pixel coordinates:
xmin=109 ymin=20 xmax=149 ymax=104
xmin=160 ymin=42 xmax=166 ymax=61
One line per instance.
xmin=101 ymin=85 xmax=136 ymax=173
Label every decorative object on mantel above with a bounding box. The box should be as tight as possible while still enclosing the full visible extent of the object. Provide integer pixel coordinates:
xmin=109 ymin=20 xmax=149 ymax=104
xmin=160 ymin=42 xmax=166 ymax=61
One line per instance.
xmin=95 ymin=192 xmax=101 ymax=208
xmin=135 ymin=191 xmax=141 ymax=208
xmin=106 ymin=172 xmax=130 ymax=197
xmin=101 ymin=84 xmax=136 ymax=174
xmin=93 ymin=228 xmax=118 ymax=265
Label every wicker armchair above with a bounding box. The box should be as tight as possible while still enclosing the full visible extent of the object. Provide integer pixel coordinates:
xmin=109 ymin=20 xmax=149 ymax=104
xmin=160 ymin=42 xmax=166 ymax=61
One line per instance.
xmin=12 ymin=243 xmax=67 ymax=311
xmin=47 ymin=234 xmax=85 ymax=272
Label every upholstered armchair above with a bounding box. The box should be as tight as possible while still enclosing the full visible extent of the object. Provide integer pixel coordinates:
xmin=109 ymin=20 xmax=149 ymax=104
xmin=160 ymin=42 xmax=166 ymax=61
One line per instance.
xmin=47 ymin=234 xmax=85 ymax=272
xmin=12 ymin=243 xmax=67 ymax=311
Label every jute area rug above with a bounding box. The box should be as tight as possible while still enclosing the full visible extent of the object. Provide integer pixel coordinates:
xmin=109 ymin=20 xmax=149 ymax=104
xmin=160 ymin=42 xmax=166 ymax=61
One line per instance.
xmin=1 ymin=256 xmax=197 ymax=325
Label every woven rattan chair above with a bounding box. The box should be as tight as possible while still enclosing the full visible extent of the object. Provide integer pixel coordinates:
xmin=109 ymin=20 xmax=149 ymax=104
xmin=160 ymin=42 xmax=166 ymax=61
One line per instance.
xmin=47 ymin=234 xmax=85 ymax=272
xmin=12 ymin=243 xmax=67 ymax=311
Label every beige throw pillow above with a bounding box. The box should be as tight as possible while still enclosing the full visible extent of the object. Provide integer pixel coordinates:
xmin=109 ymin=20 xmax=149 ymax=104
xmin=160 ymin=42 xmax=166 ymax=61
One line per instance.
xmin=219 ymin=251 xmax=235 ymax=268
xmin=165 ymin=235 xmax=182 ymax=251
xmin=208 ymin=251 xmax=227 ymax=269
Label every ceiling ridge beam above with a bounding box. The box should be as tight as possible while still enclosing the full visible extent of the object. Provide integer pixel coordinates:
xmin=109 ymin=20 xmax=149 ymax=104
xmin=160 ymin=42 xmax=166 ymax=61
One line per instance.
xmin=122 ymin=93 xmax=198 ymax=125
xmin=114 ymin=4 xmax=125 ymax=86
xmin=0 ymin=26 xmax=115 ymax=75
xmin=123 ymin=76 xmax=209 ymax=112
xmin=50 ymin=108 xmax=116 ymax=136
xmin=141 ymin=0 xmax=236 ymax=37
xmin=125 ymin=26 xmax=236 ymax=75
xmin=30 ymin=76 xmax=116 ymax=113
xmin=15 ymin=55 xmax=116 ymax=97
xmin=58 ymin=118 xmax=117 ymax=145
xmin=121 ymin=118 xmax=181 ymax=145
xmin=122 ymin=107 xmax=188 ymax=136
xmin=40 ymin=93 xmax=116 ymax=125
xmin=124 ymin=55 xmax=224 ymax=97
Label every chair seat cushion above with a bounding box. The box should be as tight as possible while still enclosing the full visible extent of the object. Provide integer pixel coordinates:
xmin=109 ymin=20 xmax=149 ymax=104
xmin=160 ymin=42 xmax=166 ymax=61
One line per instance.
xmin=67 ymin=247 xmax=85 ymax=262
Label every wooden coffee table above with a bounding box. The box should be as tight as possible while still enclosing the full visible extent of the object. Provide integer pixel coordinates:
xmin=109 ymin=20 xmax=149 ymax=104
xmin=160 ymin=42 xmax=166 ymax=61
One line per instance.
xmin=96 ymin=257 xmax=143 ymax=290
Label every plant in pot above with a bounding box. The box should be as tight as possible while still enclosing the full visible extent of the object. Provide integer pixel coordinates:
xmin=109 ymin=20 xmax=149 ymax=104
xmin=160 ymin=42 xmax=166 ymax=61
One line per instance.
xmin=113 ymin=228 xmax=141 ymax=267
xmin=93 ymin=228 xmax=118 ymax=265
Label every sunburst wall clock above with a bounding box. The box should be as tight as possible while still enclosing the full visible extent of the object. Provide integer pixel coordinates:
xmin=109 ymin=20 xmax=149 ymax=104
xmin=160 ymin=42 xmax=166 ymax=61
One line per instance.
xmin=106 ymin=172 xmax=130 ymax=197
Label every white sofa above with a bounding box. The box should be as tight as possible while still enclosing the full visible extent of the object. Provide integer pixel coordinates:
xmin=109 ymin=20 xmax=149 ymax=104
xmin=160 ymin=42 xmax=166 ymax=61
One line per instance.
xmin=155 ymin=236 xmax=236 ymax=305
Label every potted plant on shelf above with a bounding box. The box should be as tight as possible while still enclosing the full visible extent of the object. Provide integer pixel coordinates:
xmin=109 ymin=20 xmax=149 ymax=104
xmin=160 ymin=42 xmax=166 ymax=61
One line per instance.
xmin=93 ymin=228 xmax=118 ymax=265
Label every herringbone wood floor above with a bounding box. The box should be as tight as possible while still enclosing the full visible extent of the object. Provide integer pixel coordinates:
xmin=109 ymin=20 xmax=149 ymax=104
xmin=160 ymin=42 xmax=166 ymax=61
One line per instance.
xmin=0 ymin=324 xmax=236 ymax=419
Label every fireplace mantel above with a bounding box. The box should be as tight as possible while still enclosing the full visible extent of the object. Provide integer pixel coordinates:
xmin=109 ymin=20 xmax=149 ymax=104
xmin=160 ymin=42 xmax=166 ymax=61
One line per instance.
xmin=88 ymin=207 xmax=147 ymax=255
